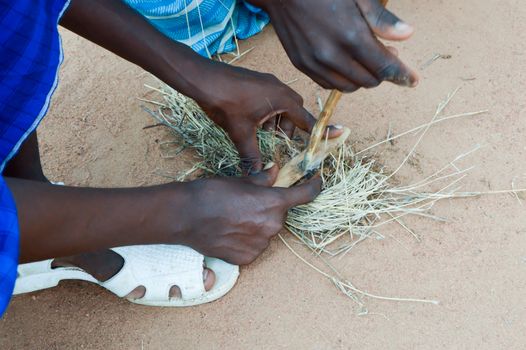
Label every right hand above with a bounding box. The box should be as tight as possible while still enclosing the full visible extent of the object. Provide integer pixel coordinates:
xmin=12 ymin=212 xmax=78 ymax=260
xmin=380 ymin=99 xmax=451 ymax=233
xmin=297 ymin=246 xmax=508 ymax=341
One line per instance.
xmin=169 ymin=164 xmax=321 ymax=265
xmin=247 ymin=0 xmax=419 ymax=92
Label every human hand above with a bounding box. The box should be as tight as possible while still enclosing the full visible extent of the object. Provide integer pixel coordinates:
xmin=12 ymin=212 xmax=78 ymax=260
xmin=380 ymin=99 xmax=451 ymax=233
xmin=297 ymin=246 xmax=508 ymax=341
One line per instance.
xmin=192 ymin=61 xmax=343 ymax=174
xmin=247 ymin=0 xmax=419 ymax=92
xmin=166 ymin=164 xmax=321 ymax=265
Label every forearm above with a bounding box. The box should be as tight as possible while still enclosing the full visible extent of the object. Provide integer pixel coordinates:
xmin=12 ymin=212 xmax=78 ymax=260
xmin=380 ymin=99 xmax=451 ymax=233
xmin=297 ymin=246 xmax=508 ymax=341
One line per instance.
xmin=5 ymin=178 xmax=184 ymax=263
xmin=60 ymin=0 xmax=210 ymax=98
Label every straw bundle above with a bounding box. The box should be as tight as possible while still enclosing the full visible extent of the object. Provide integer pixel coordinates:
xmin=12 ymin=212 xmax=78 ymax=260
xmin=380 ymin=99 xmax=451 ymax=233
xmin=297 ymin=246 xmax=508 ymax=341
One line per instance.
xmin=142 ymin=82 xmax=494 ymax=309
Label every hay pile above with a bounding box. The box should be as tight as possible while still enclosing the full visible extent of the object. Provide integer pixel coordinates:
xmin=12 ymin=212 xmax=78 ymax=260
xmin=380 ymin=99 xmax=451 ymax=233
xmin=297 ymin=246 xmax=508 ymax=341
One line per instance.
xmin=142 ymin=83 xmax=491 ymax=310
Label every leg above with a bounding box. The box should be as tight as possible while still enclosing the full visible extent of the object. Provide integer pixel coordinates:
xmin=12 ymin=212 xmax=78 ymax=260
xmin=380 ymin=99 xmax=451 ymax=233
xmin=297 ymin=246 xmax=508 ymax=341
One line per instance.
xmin=4 ymin=131 xmax=47 ymax=182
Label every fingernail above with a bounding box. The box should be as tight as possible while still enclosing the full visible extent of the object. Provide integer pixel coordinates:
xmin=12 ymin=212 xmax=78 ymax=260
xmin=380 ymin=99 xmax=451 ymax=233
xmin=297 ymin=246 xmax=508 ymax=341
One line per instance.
xmin=394 ymin=21 xmax=412 ymax=35
xmin=332 ymin=124 xmax=343 ymax=130
xmin=203 ymin=269 xmax=209 ymax=281
xmin=264 ymin=162 xmax=275 ymax=170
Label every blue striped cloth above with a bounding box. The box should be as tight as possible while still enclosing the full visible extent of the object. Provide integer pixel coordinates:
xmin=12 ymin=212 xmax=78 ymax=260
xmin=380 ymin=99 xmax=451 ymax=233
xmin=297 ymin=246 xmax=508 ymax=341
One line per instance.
xmin=124 ymin=0 xmax=269 ymax=57
xmin=0 ymin=0 xmax=70 ymax=316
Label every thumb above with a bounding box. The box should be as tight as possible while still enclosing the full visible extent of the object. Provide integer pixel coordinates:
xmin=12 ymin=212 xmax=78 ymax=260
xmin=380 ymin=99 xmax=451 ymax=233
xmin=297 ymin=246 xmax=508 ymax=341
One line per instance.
xmin=356 ymin=0 xmax=414 ymax=41
xmin=286 ymin=104 xmax=344 ymax=139
xmin=281 ymin=176 xmax=323 ymax=209
xmin=231 ymin=128 xmax=263 ymax=175
xmin=246 ymin=162 xmax=279 ymax=186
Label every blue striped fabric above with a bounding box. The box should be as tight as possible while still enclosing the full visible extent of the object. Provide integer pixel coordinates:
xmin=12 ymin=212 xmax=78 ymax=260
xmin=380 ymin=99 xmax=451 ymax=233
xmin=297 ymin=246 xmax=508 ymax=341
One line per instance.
xmin=0 ymin=0 xmax=69 ymax=316
xmin=124 ymin=0 xmax=269 ymax=57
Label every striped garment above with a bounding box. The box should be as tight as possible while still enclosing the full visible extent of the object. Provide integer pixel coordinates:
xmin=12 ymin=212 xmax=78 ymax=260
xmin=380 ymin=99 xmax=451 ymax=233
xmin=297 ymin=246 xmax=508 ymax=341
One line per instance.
xmin=123 ymin=0 xmax=269 ymax=57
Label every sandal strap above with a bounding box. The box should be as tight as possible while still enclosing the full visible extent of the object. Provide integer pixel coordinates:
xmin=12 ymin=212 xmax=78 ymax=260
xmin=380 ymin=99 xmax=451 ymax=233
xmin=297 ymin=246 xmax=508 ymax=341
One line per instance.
xmin=17 ymin=260 xmax=53 ymax=275
xmin=101 ymin=245 xmax=206 ymax=300
xmin=17 ymin=259 xmax=97 ymax=282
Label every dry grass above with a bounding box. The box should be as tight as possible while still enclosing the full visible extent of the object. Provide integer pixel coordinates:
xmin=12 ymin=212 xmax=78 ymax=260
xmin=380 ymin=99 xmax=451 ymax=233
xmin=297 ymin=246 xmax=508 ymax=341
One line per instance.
xmin=141 ymin=82 xmax=523 ymax=311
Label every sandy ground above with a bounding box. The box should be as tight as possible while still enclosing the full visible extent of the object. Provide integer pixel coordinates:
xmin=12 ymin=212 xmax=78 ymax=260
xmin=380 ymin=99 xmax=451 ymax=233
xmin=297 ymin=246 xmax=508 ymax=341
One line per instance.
xmin=2 ymin=0 xmax=526 ymax=349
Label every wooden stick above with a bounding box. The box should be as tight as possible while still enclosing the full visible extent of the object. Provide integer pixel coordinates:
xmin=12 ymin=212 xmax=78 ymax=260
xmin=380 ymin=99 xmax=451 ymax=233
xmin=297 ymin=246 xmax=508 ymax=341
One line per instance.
xmin=303 ymin=89 xmax=343 ymax=171
xmin=274 ymin=127 xmax=351 ymax=188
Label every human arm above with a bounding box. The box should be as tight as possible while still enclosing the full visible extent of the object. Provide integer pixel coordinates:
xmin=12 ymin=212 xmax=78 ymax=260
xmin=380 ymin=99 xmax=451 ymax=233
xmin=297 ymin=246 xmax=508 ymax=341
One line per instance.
xmin=60 ymin=0 xmax=342 ymax=174
xmin=7 ymin=165 xmax=320 ymax=265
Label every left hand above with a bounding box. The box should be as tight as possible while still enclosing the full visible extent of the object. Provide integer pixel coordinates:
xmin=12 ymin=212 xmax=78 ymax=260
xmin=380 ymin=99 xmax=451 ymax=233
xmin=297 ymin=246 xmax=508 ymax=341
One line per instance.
xmin=60 ymin=0 xmax=341 ymax=175
xmin=190 ymin=61 xmax=343 ymax=174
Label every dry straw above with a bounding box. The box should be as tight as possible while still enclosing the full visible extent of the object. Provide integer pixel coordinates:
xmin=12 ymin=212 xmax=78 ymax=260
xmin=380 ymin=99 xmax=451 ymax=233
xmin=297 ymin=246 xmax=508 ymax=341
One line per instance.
xmin=141 ymin=82 xmax=523 ymax=312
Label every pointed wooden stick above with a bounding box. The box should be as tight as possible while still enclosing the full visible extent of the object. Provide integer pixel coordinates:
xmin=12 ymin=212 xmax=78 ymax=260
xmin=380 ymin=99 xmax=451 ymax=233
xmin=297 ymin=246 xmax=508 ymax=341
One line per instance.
xmin=274 ymin=127 xmax=350 ymax=188
xmin=302 ymin=90 xmax=343 ymax=171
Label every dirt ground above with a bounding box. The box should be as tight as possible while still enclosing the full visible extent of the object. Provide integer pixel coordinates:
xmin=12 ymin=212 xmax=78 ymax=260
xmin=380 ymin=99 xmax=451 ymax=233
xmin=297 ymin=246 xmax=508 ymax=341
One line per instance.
xmin=1 ymin=0 xmax=526 ymax=349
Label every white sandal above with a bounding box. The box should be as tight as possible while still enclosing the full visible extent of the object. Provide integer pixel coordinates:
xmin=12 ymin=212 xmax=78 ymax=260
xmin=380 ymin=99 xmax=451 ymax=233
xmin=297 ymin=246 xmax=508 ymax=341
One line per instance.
xmin=14 ymin=245 xmax=239 ymax=307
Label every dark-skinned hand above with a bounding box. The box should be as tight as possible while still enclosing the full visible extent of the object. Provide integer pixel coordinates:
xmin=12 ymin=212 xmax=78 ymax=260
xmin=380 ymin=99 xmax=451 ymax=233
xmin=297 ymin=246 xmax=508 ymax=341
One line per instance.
xmin=193 ymin=61 xmax=343 ymax=174
xmin=247 ymin=0 xmax=419 ymax=92
xmin=60 ymin=0 xmax=342 ymax=176
xmin=171 ymin=164 xmax=321 ymax=265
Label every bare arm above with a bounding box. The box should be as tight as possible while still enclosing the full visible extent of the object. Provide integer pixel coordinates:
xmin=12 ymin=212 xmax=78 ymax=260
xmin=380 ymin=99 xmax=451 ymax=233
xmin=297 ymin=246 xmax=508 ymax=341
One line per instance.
xmin=8 ymin=1 xmax=329 ymax=265
xmin=7 ymin=178 xmax=175 ymax=262
xmin=60 ymin=0 xmax=206 ymax=99
xmin=60 ymin=0 xmax=341 ymax=173
xmin=8 ymin=167 xmax=321 ymax=265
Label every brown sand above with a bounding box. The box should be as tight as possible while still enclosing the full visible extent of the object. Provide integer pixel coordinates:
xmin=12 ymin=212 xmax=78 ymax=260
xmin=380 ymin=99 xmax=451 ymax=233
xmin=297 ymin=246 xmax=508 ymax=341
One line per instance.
xmin=1 ymin=0 xmax=526 ymax=348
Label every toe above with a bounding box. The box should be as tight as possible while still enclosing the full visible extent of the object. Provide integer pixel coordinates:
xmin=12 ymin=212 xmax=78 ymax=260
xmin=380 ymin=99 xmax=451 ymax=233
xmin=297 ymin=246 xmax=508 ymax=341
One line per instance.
xmin=168 ymin=267 xmax=215 ymax=299
xmin=203 ymin=268 xmax=215 ymax=292
xmin=126 ymin=286 xmax=146 ymax=300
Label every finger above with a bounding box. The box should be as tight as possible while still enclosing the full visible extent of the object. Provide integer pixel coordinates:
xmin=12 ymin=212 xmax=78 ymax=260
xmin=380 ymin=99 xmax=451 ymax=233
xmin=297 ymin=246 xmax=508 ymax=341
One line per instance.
xmin=320 ymin=58 xmax=381 ymax=89
xmin=385 ymin=45 xmax=399 ymax=57
xmin=351 ymin=34 xmax=419 ymax=87
xmin=280 ymin=176 xmax=323 ymax=208
xmin=263 ymin=116 xmax=277 ymax=131
xmin=285 ymin=105 xmax=344 ymax=139
xmin=269 ymin=14 xmax=349 ymax=91
xmin=375 ymin=45 xmax=419 ymax=87
xmin=338 ymin=1 xmax=418 ymax=87
xmin=277 ymin=116 xmax=295 ymax=138
xmin=326 ymin=124 xmax=345 ymax=138
xmin=246 ymin=162 xmax=279 ymax=186
xmin=356 ymin=0 xmax=414 ymax=41
xmin=305 ymin=57 xmax=361 ymax=93
xmin=231 ymin=129 xmax=263 ymax=175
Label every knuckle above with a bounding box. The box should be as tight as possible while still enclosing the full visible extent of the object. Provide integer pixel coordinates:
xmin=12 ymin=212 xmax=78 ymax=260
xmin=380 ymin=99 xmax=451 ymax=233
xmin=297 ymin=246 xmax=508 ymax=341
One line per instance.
xmin=313 ymin=48 xmax=336 ymax=65
xmin=375 ymin=62 xmax=398 ymax=81
xmin=292 ymin=92 xmax=304 ymax=105
xmin=342 ymin=29 xmax=363 ymax=45
xmin=318 ymin=79 xmax=334 ymax=90
xmin=340 ymin=83 xmax=359 ymax=93
xmin=289 ymin=52 xmax=308 ymax=71
xmin=371 ymin=7 xmax=387 ymax=28
xmin=273 ymin=190 xmax=288 ymax=205
xmin=362 ymin=78 xmax=381 ymax=89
